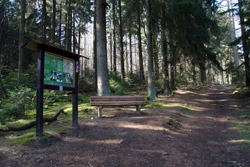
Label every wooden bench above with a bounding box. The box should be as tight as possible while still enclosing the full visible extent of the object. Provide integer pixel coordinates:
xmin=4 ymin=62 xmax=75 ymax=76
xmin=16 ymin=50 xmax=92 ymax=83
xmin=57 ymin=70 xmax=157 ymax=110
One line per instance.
xmin=90 ymin=96 xmax=146 ymax=118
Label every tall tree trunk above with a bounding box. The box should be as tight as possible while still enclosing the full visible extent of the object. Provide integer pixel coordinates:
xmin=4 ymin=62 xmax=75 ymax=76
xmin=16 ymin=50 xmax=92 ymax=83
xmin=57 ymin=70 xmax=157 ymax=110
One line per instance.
xmin=227 ymin=0 xmax=239 ymax=67
xmin=153 ymin=35 xmax=159 ymax=80
xmin=137 ymin=2 xmax=145 ymax=86
xmin=78 ymin=25 xmax=81 ymax=55
xmin=93 ymin=0 xmax=97 ymax=89
xmin=129 ymin=32 xmax=133 ymax=75
xmin=73 ymin=13 xmax=76 ymax=53
xmin=161 ymin=6 xmax=170 ymax=94
xmin=119 ymin=0 xmax=125 ymax=81
xmin=66 ymin=0 xmax=72 ymax=51
xmin=52 ymin=0 xmax=56 ymax=44
xmin=58 ymin=2 xmax=62 ymax=45
xmin=113 ymin=0 xmax=117 ymax=74
xmin=146 ymin=0 xmax=156 ymax=100
xmin=42 ymin=0 xmax=47 ymax=40
xmin=199 ymin=61 xmax=206 ymax=85
xmin=110 ymin=32 xmax=113 ymax=71
xmin=238 ymin=0 xmax=250 ymax=86
xmin=18 ymin=0 xmax=26 ymax=85
xmin=96 ymin=0 xmax=111 ymax=96
xmin=170 ymin=40 xmax=176 ymax=90
xmin=125 ymin=38 xmax=129 ymax=73
xmin=192 ymin=59 xmax=197 ymax=86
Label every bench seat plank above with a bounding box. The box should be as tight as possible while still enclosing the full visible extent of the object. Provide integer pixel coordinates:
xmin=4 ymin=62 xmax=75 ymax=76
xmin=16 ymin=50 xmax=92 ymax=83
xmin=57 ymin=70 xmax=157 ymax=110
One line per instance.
xmin=91 ymin=101 xmax=146 ymax=106
xmin=91 ymin=96 xmax=145 ymax=101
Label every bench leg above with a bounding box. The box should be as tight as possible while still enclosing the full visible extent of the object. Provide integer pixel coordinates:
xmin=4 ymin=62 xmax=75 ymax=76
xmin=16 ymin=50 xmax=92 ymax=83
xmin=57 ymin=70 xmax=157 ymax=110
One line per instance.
xmin=136 ymin=105 xmax=141 ymax=115
xmin=98 ymin=106 xmax=102 ymax=118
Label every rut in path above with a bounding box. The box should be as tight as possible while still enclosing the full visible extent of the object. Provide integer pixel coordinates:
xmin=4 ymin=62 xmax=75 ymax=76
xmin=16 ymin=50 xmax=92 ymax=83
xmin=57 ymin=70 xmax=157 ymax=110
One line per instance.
xmin=0 ymin=86 xmax=250 ymax=167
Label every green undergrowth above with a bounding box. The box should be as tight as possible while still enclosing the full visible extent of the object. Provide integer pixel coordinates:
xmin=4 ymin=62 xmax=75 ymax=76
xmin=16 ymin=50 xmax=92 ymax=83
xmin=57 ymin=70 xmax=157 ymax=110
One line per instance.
xmin=232 ymin=122 xmax=250 ymax=149
xmin=233 ymin=87 xmax=250 ymax=98
xmin=144 ymin=101 xmax=166 ymax=109
xmin=10 ymin=126 xmax=72 ymax=146
xmin=231 ymin=106 xmax=250 ymax=149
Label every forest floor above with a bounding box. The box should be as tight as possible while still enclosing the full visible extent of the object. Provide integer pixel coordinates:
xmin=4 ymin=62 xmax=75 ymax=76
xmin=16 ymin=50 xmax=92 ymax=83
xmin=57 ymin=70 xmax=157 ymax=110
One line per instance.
xmin=0 ymin=86 xmax=250 ymax=167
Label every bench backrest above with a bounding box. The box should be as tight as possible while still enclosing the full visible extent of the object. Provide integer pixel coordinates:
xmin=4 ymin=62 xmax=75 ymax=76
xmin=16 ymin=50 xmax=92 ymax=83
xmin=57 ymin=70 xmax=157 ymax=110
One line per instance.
xmin=90 ymin=96 xmax=146 ymax=106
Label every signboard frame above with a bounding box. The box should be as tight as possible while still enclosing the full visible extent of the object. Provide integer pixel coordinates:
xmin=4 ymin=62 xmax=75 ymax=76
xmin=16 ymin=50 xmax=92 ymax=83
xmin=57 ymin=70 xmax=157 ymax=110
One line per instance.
xmin=24 ymin=40 xmax=88 ymax=137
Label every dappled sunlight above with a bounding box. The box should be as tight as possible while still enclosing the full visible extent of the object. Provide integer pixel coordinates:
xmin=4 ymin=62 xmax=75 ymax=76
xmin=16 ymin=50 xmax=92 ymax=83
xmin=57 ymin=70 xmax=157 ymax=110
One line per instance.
xmin=164 ymin=103 xmax=205 ymax=112
xmin=117 ymin=123 xmax=164 ymax=131
xmin=228 ymin=139 xmax=250 ymax=144
xmin=174 ymin=90 xmax=200 ymax=95
xmin=64 ymin=136 xmax=123 ymax=145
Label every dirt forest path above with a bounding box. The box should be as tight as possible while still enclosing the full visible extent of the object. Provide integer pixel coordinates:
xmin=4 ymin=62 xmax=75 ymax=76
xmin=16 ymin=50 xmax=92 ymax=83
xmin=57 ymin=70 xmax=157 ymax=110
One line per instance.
xmin=1 ymin=86 xmax=250 ymax=167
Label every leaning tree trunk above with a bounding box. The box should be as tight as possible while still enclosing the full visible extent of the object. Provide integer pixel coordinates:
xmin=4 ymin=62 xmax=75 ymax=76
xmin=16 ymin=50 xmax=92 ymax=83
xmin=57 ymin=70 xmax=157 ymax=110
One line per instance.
xmin=146 ymin=0 xmax=156 ymax=100
xmin=96 ymin=0 xmax=111 ymax=96
xmin=18 ymin=0 xmax=26 ymax=85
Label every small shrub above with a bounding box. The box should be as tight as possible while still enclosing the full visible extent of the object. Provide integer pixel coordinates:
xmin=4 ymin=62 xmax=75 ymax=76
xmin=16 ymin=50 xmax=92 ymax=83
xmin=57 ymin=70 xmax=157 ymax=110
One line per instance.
xmin=0 ymin=87 xmax=35 ymax=122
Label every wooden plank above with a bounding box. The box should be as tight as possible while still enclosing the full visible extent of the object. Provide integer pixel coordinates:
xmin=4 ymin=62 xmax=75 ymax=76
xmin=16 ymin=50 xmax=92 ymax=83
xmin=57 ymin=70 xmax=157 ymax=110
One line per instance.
xmin=90 ymin=96 xmax=145 ymax=101
xmin=36 ymin=46 xmax=44 ymax=137
xmin=90 ymin=101 xmax=146 ymax=106
xmin=72 ymin=59 xmax=79 ymax=127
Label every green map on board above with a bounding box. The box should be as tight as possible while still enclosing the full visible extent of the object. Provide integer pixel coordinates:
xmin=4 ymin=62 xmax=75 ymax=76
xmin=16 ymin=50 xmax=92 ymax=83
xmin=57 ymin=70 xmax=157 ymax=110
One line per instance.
xmin=44 ymin=53 xmax=74 ymax=87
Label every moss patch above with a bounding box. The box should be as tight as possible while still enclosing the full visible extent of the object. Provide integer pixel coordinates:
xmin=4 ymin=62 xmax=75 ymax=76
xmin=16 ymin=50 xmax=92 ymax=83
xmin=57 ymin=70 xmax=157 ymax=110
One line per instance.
xmin=144 ymin=101 xmax=166 ymax=109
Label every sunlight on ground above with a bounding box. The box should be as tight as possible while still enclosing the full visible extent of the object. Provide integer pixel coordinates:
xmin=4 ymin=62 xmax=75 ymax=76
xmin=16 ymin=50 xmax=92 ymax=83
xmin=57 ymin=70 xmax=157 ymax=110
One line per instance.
xmin=228 ymin=139 xmax=250 ymax=144
xmin=117 ymin=123 xmax=164 ymax=131
xmin=164 ymin=103 xmax=204 ymax=112
xmin=66 ymin=137 xmax=123 ymax=145
xmin=174 ymin=90 xmax=200 ymax=95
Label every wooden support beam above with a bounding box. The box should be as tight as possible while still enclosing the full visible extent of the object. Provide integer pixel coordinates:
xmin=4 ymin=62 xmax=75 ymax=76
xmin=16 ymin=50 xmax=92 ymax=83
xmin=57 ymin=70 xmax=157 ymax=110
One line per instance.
xmin=36 ymin=46 xmax=44 ymax=137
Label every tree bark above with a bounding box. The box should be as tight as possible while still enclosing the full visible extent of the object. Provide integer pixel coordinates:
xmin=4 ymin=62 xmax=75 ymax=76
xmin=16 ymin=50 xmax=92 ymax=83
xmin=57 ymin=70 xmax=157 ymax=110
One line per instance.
xmin=59 ymin=2 xmax=62 ymax=45
xmin=161 ymin=6 xmax=170 ymax=94
xmin=192 ymin=59 xmax=197 ymax=86
xmin=96 ymin=0 xmax=111 ymax=96
xmin=153 ymin=35 xmax=159 ymax=80
xmin=110 ymin=32 xmax=113 ymax=71
xmin=199 ymin=61 xmax=206 ymax=85
xmin=238 ymin=0 xmax=250 ymax=86
xmin=169 ymin=37 xmax=176 ymax=90
xmin=42 ymin=0 xmax=47 ymax=40
xmin=113 ymin=0 xmax=117 ymax=74
xmin=137 ymin=2 xmax=145 ymax=86
xmin=52 ymin=0 xmax=56 ymax=44
xmin=129 ymin=32 xmax=133 ymax=75
xmin=228 ymin=0 xmax=239 ymax=67
xmin=66 ymin=0 xmax=72 ymax=51
xmin=119 ymin=0 xmax=125 ymax=81
xmin=93 ymin=0 xmax=97 ymax=89
xmin=18 ymin=0 xmax=26 ymax=85
xmin=146 ymin=0 xmax=156 ymax=100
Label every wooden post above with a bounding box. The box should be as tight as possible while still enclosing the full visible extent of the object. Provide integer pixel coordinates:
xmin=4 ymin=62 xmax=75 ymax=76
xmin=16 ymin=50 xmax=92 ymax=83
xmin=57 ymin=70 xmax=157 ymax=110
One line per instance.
xmin=98 ymin=106 xmax=102 ymax=118
xmin=136 ymin=105 xmax=141 ymax=115
xmin=72 ymin=59 xmax=79 ymax=127
xmin=36 ymin=46 xmax=44 ymax=136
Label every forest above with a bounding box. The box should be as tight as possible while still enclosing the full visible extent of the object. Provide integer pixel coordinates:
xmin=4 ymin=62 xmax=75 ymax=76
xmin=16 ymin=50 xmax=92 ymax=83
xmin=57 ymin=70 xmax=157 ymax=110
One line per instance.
xmin=0 ymin=0 xmax=250 ymax=166
xmin=1 ymin=0 xmax=249 ymax=120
